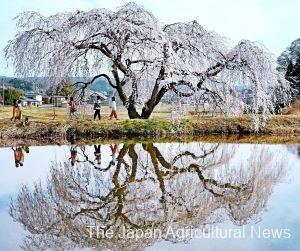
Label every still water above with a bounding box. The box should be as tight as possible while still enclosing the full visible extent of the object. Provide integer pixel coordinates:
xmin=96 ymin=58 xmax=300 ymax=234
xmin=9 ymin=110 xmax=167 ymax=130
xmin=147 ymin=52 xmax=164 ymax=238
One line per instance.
xmin=0 ymin=141 xmax=299 ymax=251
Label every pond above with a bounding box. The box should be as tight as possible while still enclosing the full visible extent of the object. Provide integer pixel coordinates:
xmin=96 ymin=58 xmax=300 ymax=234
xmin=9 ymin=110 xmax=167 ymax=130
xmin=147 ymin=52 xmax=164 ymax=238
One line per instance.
xmin=0 ymin=140 xmax=300 ymax=251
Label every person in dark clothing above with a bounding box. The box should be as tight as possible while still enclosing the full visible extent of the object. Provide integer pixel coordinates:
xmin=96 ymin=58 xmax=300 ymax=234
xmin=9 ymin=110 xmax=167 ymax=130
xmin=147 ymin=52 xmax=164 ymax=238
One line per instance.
xmin=93 ymin=95 xmax=101 ymax=120
xmin=69 ymin=96 xmax=78 ymax=119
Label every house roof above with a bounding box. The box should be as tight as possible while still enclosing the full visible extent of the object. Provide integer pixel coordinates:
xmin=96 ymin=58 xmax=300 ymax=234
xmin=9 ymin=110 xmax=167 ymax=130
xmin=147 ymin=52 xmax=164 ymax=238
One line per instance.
xmin=24 ymin=92 xmax=42 ymax=96
xmin=21 ymin=98 xmax=41 ymax=102
xmin=90 ymin=91 xmax=108 ymax=100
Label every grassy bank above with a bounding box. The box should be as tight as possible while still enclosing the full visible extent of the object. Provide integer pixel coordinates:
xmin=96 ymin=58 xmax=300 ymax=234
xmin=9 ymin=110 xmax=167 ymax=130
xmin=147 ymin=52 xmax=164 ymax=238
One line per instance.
xmin=0 ymin=104 xmax=299 ymax=142
xmin=66 ymin=115 xmax=300 ymax=137
xmin=1 ymin=112 xmax=300 ymax=142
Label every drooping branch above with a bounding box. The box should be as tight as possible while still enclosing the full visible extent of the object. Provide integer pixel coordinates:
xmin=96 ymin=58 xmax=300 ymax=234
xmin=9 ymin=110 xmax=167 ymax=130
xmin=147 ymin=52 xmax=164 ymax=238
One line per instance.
xmin=72 ymin=74 xmax=116 ymax=100
xmin=5 ymin=3 xmax=289 ymax=121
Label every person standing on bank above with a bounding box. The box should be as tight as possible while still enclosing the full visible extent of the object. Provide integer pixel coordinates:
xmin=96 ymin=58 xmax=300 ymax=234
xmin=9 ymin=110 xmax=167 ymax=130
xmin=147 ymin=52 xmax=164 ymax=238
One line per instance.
xmin=93 ymin=95 xmax=101 ymax=120
xmin=69 ymin=96 xmax=77 ymax=119
xmin=10 ymin=99 xmax=19 ymax=121
xmin=109 ymin=96 xmax=118 ymax=120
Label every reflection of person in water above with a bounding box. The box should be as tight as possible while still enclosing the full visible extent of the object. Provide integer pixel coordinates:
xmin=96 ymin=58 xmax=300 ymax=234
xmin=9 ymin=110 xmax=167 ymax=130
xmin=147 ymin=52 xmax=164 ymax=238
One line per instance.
xmin=12 ymin=147 xmax=24 ymax=167
xmin=94 ymin=145 xmax=101 ymax=165
xmin=109 ymin=144 xmax=119 ymax=166
xmin=69 ymin=137 xmax=79 ymax=166
xmin=69 ymin=144 xmax=78 ymax=166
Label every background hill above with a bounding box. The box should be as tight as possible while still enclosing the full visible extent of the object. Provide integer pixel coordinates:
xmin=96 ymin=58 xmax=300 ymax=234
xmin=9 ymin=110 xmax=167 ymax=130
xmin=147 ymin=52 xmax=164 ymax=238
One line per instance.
xmin=0 ymin=76 xmax=113 ymax=95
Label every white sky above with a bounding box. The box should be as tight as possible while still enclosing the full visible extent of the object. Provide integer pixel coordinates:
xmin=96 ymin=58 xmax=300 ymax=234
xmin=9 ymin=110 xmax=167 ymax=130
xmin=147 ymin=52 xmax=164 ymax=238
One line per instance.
xmin=0 ymin=0 xmax=299 ymax=77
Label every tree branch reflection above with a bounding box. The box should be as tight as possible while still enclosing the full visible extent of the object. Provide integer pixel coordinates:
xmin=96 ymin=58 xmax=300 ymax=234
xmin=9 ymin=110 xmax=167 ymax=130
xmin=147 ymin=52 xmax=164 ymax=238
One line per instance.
xmin=10 ymin=142 xmax=287 ymax=250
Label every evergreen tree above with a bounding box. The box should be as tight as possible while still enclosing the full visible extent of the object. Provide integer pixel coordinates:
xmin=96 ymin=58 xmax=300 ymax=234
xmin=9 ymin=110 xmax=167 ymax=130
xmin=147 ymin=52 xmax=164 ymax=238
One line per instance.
xmin=277 ymin=39 xmax=300 ymax=101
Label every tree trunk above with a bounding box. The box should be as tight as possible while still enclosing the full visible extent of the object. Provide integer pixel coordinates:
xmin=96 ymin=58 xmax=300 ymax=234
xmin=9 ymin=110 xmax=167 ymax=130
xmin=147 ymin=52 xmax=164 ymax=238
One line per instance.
xmin=140 ymin=94 xmax=161 ymax=119
xmin=141 ymin=104 xmax=154 ymax=119
xmin=127 ymin=103 xmax=141 ymax=119
xmin=124 ymin=81 xmax=166 ymax=119
xmin=126 ymin=102 xmax=156 ymax=119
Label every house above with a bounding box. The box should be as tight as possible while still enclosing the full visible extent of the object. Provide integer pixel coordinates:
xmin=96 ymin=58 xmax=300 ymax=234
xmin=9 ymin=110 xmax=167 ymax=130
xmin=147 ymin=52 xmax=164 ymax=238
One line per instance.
xmin=51 ymin=95 xmax=68 ymax=107
xmin=21 ymin=98 xmax=41 ymax=107
xmin=42 ymin=96 xmax=51 ymax=104
xmin=89 ymin=91 xmax=108 ymax=105
xmin=23 ymin=92 xmax=43 ymax=106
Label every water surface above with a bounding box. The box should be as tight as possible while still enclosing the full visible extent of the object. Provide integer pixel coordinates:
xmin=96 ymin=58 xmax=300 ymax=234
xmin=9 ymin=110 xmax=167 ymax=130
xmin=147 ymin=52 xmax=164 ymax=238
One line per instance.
xmin=0 ymin=141 xmax=299 ymax=251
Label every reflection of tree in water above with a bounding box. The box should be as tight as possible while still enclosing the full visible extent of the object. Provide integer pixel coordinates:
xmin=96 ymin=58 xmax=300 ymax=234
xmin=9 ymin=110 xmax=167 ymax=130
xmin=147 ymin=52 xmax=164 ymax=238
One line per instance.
xmin=10 ymin=142 xmax=286 ymax=250
xmin=286 ymin=144 xmax=300 ymax=159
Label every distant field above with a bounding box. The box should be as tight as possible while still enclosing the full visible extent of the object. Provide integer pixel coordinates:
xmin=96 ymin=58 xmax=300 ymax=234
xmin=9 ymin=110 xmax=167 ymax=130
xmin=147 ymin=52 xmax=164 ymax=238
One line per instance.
xmin=0 ymin=103 xmax=172 ymax=121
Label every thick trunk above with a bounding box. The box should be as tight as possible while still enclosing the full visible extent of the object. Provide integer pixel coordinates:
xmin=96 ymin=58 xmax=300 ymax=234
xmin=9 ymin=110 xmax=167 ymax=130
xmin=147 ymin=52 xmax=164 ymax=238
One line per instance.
xmin=140 ymin=85 xmax=168 ymax=119
xmin=126 ymin=102 xmax=156 ymax=119
xmin=141 ymin=104 xmax=154 ymax=119
xmin=127 ymin=103 xmax=141 ymax=119
xmin=126 ymin=101 xmax=157 ymax=119
xmin=140 ymin=86 xmax=167 ymax=119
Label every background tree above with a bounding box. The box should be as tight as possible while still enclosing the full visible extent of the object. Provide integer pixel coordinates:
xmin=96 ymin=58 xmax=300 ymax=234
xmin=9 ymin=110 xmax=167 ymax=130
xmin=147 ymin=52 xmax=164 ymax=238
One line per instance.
xmin=277 ymin=38 xmax=300 ymax=102
xmin=4 ymin=87 xmax=22 ymax=105
xmin=5 ymin=3 xmax=288 ymax=121
xmin=46 ymin=79 xmax=75 ymax=97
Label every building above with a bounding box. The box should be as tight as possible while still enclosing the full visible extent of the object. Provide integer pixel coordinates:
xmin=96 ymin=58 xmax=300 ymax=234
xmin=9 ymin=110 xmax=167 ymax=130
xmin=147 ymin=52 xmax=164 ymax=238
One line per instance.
xmin=22 ymin=92 xmax=43 ymax=106
xmin=51 ymin=95 xmax=68 ymax=107
xmin=88 ymin=91 xmax=109 ymax=107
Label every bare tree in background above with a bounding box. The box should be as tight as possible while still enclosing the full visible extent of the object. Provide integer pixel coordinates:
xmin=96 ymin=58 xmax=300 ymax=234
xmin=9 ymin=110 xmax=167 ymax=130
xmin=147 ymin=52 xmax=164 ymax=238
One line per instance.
xmin=5 ymin=3 xmax=288 ymax=125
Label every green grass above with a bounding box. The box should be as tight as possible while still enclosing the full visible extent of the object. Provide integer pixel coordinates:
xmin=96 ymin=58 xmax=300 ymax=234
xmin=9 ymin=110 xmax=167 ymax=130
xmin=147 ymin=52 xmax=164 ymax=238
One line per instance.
xmin=1 ymin=105 xmax=300 ymax=142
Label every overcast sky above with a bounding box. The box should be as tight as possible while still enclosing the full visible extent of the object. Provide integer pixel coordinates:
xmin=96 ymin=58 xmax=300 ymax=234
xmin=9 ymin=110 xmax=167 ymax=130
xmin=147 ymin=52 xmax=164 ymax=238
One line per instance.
xmin=1 ymin=0 xmax=299 ymax=77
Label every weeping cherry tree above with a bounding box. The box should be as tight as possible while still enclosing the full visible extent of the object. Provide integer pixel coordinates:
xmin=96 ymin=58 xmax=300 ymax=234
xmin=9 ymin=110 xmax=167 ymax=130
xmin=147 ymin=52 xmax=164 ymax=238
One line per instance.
xmin=4 ymin=2 xmax=288 ymax=124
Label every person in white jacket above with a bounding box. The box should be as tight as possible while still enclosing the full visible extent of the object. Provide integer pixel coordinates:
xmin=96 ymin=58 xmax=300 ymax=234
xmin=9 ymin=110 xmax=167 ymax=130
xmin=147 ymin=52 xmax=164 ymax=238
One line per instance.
xmin=109 ymin=96 xmax=118 ymax=120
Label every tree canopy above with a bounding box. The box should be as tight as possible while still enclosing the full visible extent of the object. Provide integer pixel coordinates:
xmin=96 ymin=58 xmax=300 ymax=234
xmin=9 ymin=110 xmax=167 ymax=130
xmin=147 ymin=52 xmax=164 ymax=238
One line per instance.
xmin=3 ymin=87 xmax=22 ymax=105
xmin=46 ymin=79 xmax=75 ymax=97
xmin=5 ymin=2 xmax=288 ymax=122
